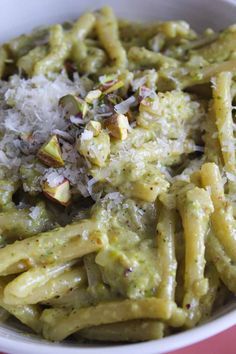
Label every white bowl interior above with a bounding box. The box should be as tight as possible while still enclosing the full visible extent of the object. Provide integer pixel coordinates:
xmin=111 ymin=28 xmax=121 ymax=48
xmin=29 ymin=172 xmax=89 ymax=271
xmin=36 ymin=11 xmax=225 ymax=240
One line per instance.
xmin=0 ymin=0 xmax=236 ymax=353
xmin=1 ymin=0 xmax=236 ymax=42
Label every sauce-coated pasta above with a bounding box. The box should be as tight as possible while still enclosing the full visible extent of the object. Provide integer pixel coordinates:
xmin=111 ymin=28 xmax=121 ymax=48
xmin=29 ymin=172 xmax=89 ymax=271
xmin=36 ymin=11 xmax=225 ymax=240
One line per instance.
xmin=0 ymin=5 xmax=235 ymax=344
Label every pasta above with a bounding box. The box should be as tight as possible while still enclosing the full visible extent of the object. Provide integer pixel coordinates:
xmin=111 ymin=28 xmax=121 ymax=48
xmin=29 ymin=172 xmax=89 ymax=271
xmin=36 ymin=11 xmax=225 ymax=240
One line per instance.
xmin=0 ymin=4 xmax=235 ymax=345
xmin=41 ymin=297 xmax=185 ymax=341
xmin=77 ymin=320 xmax=165 ymax=342
xmin=3 ymin=262 xmax=87 ymax=305
xmin=0 ymin=220 xmax=103 ymax=275
xmin=177 ymin=186 xmax=213 ymax=327
xmin=212 ymin=72 xmax=236 ymax=193
xmin=201 ymin=163 xmax=236 ymax=263
xmin=96 ymin=6 xmax=127 ymax=72
xmin=0 ymin=279 xmax=42 ymax=333
xmin=156 ymin=205 xmax=177 ymax=301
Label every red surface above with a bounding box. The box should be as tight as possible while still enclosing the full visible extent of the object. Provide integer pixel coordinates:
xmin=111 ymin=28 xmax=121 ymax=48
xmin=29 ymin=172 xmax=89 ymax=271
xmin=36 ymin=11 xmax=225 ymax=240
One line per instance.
xmin=170 ymin=325 xmax=236 ymax=354
xmin=0 ymin=326 xmax=235 ymax=354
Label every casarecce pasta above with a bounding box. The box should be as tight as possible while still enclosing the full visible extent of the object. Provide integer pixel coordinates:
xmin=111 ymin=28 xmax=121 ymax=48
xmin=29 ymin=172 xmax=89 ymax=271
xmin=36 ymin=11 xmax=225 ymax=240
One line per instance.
xmin=0 ymin=4 xmax=235 ymax=344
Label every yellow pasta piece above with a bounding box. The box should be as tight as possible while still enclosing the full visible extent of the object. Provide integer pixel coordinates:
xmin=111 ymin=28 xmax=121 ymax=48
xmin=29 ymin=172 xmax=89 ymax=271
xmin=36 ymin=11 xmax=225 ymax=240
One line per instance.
xmin=96 ymin=6 xmax=127 ymax=71
xmin=33 ymin=24 xmax=70 ymax=76
xmin=199 ymin=263 xmax=220 ymax=322
xmin=201 ymin=163 xmax=236 ymax=263
xmin=119 ymin=20 xmax=160 ymax=43
xmin=212 ymin=71 xmax=236 ymax=192
xmin=130 ymin=172 xmax=169 ymax=203
xmin=157 ymin=21 xmax=194 ymax=39
xmin=200 ymin=163 xmax=224 ymax=208
xmin=0 ymin=280 xmax=41 ymax=333
xmin=4 ymin=261 xmax=76 ymax=300
xmin=0 ymin=220 xmax=103 ymax=275
xmin=78 ymin=320 xmax=165 ymax=342
xmin=78 ymin=47 xmax=107 ymax=74
xmin=177 ymin=185 xmax=213 ymax=327
xmin=6 ymin=28 xmax=48 ymax=59
xmin=3 ymin=303 xmax=42 ymax=333
xmin=69 ymin=13 xmax=96 ymax=43
xmin=0 ymin=201 xmax=52 ymax=240
xmin=41 ymin=297 xmax=185 ymax=341
xmin=69 ymin=12 xmax=96 ymax=64
xmin=45 ymin=287 xmax=90 ymax=309
xmin=83 ymin=253 xmax=103 ymax=288
xmin=128 ymin=46 xmax=178 ymax=70
xmin=29 ymin=13 xmax=96 ymax=76
xmin=17 ymin=46 xmax=47 ymax=76
xmin=119 ymin=19 xmax=193 ymax=46
xmin=156 ymin=205 xmax=177 ymax=301
xmin=46 ymin=285 xmax=116 ymax=309
xmin=167 ymin=306 xmax=187 ymax=327
xmin=207 ymin=232 xmax=236 ymax=295
xmin=203 ymin=102 xmax=223 ymax=166
xmin=4 ymin=261 xmax=86 ymax=305
xmin=195 ymin=30 xmax=236 ymax=63
xmin=181 ymin=59 xmax=236 ymax=89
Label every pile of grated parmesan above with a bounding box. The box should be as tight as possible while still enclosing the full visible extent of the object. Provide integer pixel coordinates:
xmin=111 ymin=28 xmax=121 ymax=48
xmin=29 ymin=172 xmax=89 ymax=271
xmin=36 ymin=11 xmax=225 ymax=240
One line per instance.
xmin=0 ymin=72 xmax=92 ymax=196
xmin=0 ymin=71 xmax=85 ymax=170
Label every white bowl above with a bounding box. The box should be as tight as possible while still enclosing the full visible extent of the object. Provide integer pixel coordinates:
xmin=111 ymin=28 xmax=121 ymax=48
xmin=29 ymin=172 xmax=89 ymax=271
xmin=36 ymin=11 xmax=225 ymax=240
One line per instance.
xmin=0 ymin=0 xmax=236 ymax=352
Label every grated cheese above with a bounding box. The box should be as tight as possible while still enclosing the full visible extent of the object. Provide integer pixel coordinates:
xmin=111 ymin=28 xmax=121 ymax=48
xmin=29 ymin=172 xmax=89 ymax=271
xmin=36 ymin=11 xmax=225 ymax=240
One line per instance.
xmin=226 ymin=172 xmax=236 ymax=182
xmin=0 ymin=72 xmax=96 ymax=197
xmin=114 ymin=96 xmax=136 ymax=114
xmin=80 ymin=130 xmax=93 ymax=141
xmin=0 ymin=71 xmax=85 ymax=172
xmin=44 ymin=170 xmax=65 ymax=188
xmin=29 ymin=206 xmax=42 ymax=220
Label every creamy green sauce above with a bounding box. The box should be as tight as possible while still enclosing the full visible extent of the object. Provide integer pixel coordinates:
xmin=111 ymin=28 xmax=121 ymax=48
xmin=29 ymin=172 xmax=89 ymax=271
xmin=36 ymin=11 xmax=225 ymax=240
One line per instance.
xmin=91 ymin=197 xmax=159 ymax=298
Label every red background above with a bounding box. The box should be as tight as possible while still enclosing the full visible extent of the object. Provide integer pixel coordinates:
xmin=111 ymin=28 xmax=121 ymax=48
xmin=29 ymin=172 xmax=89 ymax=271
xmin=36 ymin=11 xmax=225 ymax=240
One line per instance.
xmin=170 ymin=325 xmax=235 ymax=354
xmin=0 ymin=325 xmax=235 ymax=354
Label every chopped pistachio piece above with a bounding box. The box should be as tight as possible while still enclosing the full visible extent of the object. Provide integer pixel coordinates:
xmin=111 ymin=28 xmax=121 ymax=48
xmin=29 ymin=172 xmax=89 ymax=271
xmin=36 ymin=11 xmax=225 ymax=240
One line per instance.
xmin=139 ymin=96 xmax=157 ymax=115
xmin=131 ymin=179 xmax=168 ymax=202
xmin=37 ymin=135 xmax=64 ymax=167
xmin=64 ymin=60 xmax=77 ymax=79
xmin=77 ymin=130 xmax=110 ymax=167
xmin=59 ymin=94 xmax=88 ymax=119
xmin=42 ymin=179 xmax=71 ymax=206
xmin=86 ymin=121 xmax=102 ymax=137
xmin=99 ymin=74 xmax=117 ymax=85
xmin=98 ymin=74 xmax=124 ymax=94
xmin=85 ymin=89 xmax=102 ymax=104
xmin=137 ymin=86 xmax=153 ymax=101
xmin=104 ymin=93 xmax=123 ymax=107
xmin=104 ymin=114 xmax=130 ymax=140
xmin=20 ymin=132 xmax=33 ymax=142
xmin=102 ymin=80 xmax=124 ymax=95
xmin=126 ymin=110 xmax=135 ymax=123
